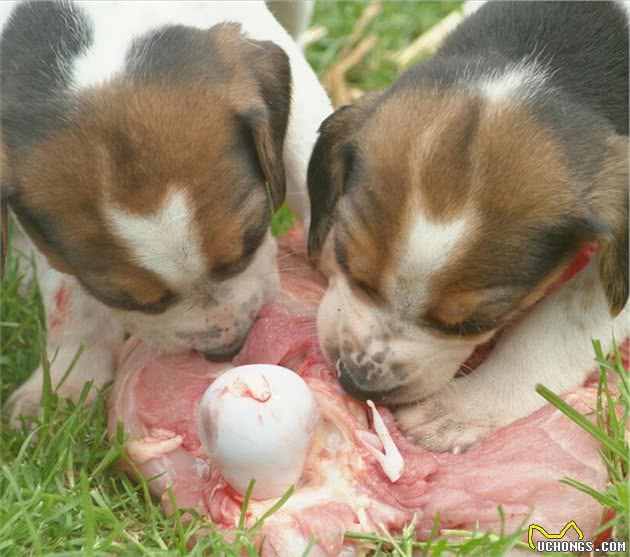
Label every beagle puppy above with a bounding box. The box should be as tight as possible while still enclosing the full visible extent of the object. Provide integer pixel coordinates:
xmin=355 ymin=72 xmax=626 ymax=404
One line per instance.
xmin=1 ymin=1 xmax=331 ymax=419
xmin=307 ymin=1 xmax=629 ymax=451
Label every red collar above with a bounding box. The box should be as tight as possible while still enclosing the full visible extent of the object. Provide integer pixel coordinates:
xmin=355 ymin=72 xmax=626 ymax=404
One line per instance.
xmin=459 ymin=243 xmax=597 ymax=374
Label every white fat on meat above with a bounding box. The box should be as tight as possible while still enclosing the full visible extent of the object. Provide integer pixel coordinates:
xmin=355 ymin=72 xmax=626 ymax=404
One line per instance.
xmin=127 ymin=429 xmax=183 ymax=465
xmin=196 ymin=364 xmax=320 ymax=500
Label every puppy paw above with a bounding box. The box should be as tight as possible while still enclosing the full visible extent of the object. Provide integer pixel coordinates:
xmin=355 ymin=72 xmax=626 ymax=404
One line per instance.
xmin=5 ymin=381 xmax=43 ymax=426
xmin=395 ymin=389 xmax=498 ymax=453
xmin=5 ymin=350 xmax=114 ymax=427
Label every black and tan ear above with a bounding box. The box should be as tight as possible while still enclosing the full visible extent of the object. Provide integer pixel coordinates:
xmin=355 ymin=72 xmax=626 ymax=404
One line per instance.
xmin=307 ymin=93 xmax=381 ymax=265
xmin=0 ymin=137 xmax=15 ymax=280
xmin=591 ymin=134 xmax=629 ymax=316
xmin=242 ymin=38 xmax=292 ymax=212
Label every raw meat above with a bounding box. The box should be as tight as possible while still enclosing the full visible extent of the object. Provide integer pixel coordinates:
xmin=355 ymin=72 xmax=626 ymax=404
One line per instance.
xmin=109 ymin=226 xmax=627 ymax=556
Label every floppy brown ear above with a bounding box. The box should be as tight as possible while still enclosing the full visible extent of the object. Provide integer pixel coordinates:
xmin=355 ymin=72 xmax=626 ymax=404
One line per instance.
xmin=592 ymin=134 xmax=629 ymax=316
xmin=242 ymin=39 xmax=292 ymax=212
xmin=307 ymin=93 xmax=381 ymax=265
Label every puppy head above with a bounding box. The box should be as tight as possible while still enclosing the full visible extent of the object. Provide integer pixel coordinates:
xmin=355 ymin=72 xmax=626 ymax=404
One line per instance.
xmin=308 ymin=81 xmax=628 ymax=403
xmin=1 ymin=22 xmax=291 ymax=357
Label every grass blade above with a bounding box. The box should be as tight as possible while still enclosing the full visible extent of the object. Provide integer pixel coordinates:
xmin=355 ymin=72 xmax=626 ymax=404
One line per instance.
xmin=80 ymin=469 xmax=96 ymax=556
xmin=249 ymin=485 xmax=295 ymax=535
xmin=238 ymin=480 xmax=255 ymax=530
xmin=535 ymin=384 xmax=626 ymax=459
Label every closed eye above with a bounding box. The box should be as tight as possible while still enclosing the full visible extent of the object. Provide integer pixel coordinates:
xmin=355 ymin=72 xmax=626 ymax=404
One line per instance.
xmin=348 ymin=275 xmax=382 ymax=302
xmin=425 ymin=314 xmax=500 ymax=337
xmin=213 ymin=256 xmax=253 ymax=279
xmin=334 ymin=243 xmax=383 ymax=303
xmin=212 ymin=237 xmax=264 ymax=279
xmin=340 ymin=266 xmax=383 ymax=304
xmin=212 ymin=218 xmax=269 ymax=280
xmin=94 ymin=290 xmax=177 ymax=315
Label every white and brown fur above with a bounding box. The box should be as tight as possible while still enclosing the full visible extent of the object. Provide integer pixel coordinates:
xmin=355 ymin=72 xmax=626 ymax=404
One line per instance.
xmin=307 ymin=1 xmax=629 ymax=451
xmin=1 ymin=1 xmax=331 ymax=419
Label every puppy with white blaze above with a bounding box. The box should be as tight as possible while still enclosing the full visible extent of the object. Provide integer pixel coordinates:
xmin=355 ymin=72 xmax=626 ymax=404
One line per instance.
xmin=307 ymin=1 xmax=629 ymax=451
xmin=0 ymin=1 xmax=331 ymax=419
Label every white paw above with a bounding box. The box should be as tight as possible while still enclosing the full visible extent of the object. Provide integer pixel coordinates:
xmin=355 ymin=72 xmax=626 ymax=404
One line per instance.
xmin=5 ymin=380 xmax=43 ymax=425
xmin=6 ymin=369 xmax=104 ymax=426
xmin=395 ymin=387 xmax=499 ymax=453
xmin=5 ymin=346 xmax=116 ymax=426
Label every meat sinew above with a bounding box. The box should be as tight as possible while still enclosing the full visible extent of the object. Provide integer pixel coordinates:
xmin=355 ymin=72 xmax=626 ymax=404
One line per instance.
xmin=109 ymin=226 xmax=626 ymax=556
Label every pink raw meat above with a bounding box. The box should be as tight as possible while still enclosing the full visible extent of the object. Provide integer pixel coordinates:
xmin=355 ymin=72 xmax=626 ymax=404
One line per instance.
xmin=108 ymin=226 xmax=628 ymax=556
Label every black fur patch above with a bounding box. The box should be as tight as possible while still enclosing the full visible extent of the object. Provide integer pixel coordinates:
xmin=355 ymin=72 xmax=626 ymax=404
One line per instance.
xmin=0 ymin=0 xmax=93 ymax=152
xmin=10 ymin=191 xmax=74 ymax=267
xmin=395 ymin=1 xmax=629 ymax=135
xmin=306 ymin=96 xmax=383 ymax=261
xmin=125 ymin=24 xmax=231 ymax=82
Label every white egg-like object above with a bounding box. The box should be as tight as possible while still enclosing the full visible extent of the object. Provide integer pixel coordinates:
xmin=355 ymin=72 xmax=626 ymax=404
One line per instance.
xmin=197 ymin=364 xmax=320 ymax=500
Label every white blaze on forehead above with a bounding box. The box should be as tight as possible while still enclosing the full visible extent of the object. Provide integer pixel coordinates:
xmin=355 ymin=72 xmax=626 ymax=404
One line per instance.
xmin=104 ymin=190 xmax=206 ymax=289
xmin=478 ymin=62 xmax=549 ymax=103
xmin=404 ymin=215 xmax=468 ymax=273
xmin=387 ymin=215 xmax=470 ymax=312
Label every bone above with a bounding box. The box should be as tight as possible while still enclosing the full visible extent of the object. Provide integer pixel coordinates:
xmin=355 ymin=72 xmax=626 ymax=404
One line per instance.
xmin=360 ymin=400 xmax=405 ymax=482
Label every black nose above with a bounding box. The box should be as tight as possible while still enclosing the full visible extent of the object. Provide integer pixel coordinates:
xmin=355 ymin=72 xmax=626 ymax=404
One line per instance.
xmin=336 ymin=359 xmax=391 ymax=403
xmin=203 ymin=338 xmax=245 ymax=362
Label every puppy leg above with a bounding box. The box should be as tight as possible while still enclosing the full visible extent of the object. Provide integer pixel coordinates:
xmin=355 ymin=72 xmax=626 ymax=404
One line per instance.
xmin=6 ymin=260 xmax=123 ymax=421
xmin=397 ymin=261 xmax=629 ymax=452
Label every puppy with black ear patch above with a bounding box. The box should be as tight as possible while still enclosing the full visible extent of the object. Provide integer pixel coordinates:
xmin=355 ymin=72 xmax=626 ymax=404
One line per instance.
xmin=307 ymin=1 xmax=629 ymax=451
xmin=1 ymin=1 xmax=332 ymax=420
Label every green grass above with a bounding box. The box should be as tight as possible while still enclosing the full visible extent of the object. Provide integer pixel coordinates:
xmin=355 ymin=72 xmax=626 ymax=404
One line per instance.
xmin=270 ymin=203 xmax=295 ymax=237
xmin=0 ymin=252 xmax=42 ymax=406
xmin=1 ymin=1 xmax=628 ymax=556
xmin=305 ymin=1 xmax=461 ymax=90
xmin=537 ymin=341 xmax=629 ymax=548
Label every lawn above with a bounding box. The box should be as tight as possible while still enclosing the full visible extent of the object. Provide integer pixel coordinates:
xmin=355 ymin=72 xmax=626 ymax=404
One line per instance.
xmin=1 ymin=2 xmax=628 ymax=556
